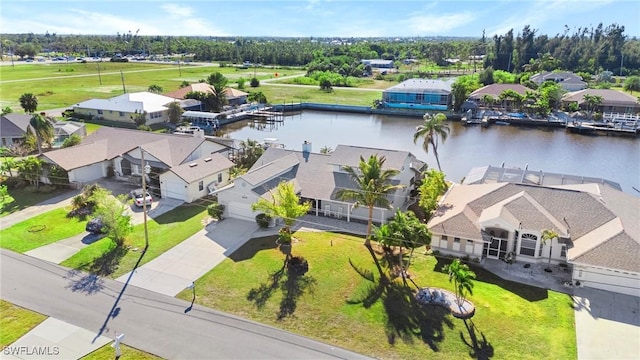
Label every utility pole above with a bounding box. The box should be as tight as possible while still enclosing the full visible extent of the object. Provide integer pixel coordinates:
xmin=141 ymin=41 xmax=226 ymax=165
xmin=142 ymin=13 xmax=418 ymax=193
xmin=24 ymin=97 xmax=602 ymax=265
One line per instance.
xmin=140 ymin=147 xmax=149 ymax=252
xmin=120 ymin=70 xmax=126 ymax=93
xmin=97 ymin=62 xmax=102 ymax=85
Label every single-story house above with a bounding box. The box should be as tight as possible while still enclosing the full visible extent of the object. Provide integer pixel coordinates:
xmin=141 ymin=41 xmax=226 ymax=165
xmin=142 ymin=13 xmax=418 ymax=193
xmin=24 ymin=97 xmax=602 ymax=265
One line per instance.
xmin=0 ymin=113 xmax=30 ymax=147
xmin=382 ymin=79 xmax=453 ymax=111
xmin=561 ymin=89 xmax=640 ymax=114
xmin=361 ymin=59 xmax=395 ymax=69
xmin=165 ymin=83 xmax=248 ymax=107
xmin=467 ymin=84 xmax=532 ymax=103
xmin=40 ymin=127 xmax=233 ymax=203
xmin=217 ymin=143 xmax=425 ymax=223
xmin=530 ymin=71 xmax=587 ymax=91
xmin=428 ymin=180 xmax=639 ymax=297
xmin=72 ymin=92 xmax=191 ymax=126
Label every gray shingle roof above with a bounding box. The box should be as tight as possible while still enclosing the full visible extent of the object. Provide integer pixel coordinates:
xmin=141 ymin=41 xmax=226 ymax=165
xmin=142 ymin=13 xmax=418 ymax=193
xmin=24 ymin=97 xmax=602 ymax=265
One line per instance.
xmin=0 ymin=114 xmax=30 ymax=137
xmin=328 ymin=145 xmax=412 ymax=170
xmin=165 ymin=153 xmax=234 ymax=183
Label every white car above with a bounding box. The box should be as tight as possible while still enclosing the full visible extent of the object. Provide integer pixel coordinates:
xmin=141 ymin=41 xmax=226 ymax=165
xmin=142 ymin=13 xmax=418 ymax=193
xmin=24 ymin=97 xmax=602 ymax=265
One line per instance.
xmin=130 ymin=188 xmax=153 ymax=207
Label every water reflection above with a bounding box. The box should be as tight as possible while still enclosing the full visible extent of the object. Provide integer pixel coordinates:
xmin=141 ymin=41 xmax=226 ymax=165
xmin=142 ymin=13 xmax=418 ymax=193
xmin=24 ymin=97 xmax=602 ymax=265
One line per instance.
xmin=220 ymin=110 xmax=640 ymax=194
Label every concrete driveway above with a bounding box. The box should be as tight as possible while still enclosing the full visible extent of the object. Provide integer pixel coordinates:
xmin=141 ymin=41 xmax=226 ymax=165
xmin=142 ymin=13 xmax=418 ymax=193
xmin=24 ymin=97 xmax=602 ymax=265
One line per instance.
xmin=573 ymin=287 xmax=640 ymax=359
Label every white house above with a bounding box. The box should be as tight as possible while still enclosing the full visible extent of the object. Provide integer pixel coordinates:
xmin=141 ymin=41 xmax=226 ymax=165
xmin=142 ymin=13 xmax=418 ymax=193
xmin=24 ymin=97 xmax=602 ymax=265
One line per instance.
xmin=530 ymin=71 xmax=587 ymax=91
xmin=428 ymin=181 xmax=640 ymax=297
xmin=72 ymin=92 xmax=182 ymax=125
xmin=159 ymin=153 xmax=234 ymax=203
xmin=217 ymin=143 xmax=425 ymax=223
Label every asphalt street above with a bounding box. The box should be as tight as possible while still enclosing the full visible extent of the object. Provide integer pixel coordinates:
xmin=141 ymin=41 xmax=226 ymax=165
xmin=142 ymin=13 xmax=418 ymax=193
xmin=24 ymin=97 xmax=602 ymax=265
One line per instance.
xmin=1 ymin=249 xmax=371 ymax=360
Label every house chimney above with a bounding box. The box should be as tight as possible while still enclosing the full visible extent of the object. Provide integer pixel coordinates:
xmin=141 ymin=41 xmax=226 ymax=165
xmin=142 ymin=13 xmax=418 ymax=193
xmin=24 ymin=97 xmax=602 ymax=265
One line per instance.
xmin=302 ymin=141 xmax=311 ymax=162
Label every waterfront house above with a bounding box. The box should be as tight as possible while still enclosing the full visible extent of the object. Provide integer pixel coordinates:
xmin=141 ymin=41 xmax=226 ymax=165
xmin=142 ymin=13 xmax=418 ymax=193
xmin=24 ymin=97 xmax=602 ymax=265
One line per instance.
xmin=530 ymin=71 xmax=587 ymax=91
xmin=72 ymin=92 xmax=197 ymax=126
xmin=40 ymin=127 xmax=233 ymax=203
xmin=428 ymin=175 xmax=639 ymax=297
xmin=165 ymin=83 xmax=248 ymax=107
xmin=216 ymin=143 xmax=425 ymax=224
xmin=382 ymin=79 xmax=452 ymax=111
xmin=561 ymin=89 xmax=640 ymax=114
xmin=467 ymin=84 xmax=532 ymax=111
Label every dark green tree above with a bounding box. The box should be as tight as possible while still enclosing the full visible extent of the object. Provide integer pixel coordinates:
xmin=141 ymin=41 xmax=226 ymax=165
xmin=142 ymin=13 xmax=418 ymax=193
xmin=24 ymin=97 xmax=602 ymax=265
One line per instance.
xmin=413 ymin=113 xmax=450 ymax=172
xmin=19 ymin=93 xmax=38 ymax=113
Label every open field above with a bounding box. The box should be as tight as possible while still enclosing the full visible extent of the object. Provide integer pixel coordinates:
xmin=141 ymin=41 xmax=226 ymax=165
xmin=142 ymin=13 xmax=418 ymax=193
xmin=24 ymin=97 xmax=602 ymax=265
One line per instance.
xmin=176 ymin=231 xmax=576 ymax=360
xmin=0 ymin=62 xmax=301 ymax=110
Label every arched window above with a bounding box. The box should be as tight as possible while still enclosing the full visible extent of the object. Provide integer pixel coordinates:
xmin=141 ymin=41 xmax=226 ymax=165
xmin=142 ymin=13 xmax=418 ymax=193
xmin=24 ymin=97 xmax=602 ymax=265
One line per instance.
xmin=520 ymin=233 xmax=537 ymax=256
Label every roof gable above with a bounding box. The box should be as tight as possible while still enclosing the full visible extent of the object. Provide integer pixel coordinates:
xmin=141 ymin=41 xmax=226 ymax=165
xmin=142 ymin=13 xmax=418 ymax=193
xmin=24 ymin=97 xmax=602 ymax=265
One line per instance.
xmin=164 ymin=153 xmax=234 ymax=183
xmin=0 ymin=114 xmax=30 ymax=137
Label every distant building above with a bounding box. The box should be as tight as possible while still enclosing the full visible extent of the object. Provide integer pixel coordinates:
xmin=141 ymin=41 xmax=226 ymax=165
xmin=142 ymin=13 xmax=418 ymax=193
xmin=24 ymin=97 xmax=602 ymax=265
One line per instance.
xmin=361 ymin=59 xmax=395 ymax=69
xmin=561 ymin=89 xmax=640 ymax=114
xmin=530 ymin=71 xmax=587 ymax=91
xmin=382 ymin=79 xmax=453 ymax=111
xmin=73 ymin=92 xmax=184 ymax=126
xmin=165 ymin=83 xmax=248 ymax=108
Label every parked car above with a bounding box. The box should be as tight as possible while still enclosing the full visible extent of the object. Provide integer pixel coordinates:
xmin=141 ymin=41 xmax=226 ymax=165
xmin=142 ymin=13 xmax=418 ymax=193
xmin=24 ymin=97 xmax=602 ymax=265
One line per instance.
xmin=130 ymin=188 xmax=153 ymax=207
xmin=86 ymin=217 xmax=105 ymax=234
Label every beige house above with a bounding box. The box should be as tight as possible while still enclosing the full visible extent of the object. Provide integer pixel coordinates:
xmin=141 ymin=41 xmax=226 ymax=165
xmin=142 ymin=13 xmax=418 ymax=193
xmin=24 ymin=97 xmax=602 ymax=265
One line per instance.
xmin=428 ymin=181 xmax=639 ymax=297
xmin=72 ymin=92 xmax=181 ymax=125
xmin=561 ymin=89 xmax=640 ymax=114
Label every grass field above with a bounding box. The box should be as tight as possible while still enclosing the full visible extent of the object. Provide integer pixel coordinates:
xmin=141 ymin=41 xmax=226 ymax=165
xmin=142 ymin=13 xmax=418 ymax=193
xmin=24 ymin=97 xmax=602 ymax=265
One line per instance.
xmin=0 ymin=185 xmax=71 ymax=217
xmin=82 ymin=344 xmax=161 ymax=360
xmin=0 ymin=207 xmax=87 ymax=253
xmin=0 ymin=300 xmax=47 ymax=347
xmin=176 ymin=231 xmax=576 ymax=360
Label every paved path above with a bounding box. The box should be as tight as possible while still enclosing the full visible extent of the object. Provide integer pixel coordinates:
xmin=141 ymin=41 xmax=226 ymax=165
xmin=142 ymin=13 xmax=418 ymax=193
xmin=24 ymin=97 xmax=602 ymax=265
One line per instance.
xmin=3 ymin=318 xmax=111 ymax=360
xmin=573 ymin=287 xmax=640 ymax=360
xmin=116 ymin=218 xmax=259 ymax=296
xmin=1 ymin=249 xmax=371 ymax=360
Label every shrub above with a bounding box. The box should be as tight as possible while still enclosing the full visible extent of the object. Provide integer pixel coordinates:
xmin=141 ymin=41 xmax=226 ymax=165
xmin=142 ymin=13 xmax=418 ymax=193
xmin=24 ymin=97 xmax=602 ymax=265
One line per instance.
xmin=255 ymin=213 xmax=272 ymax=228
xmin=287 ymin=256 xmax=309 ymax=275
xmin=250 ymin=77 xmax=260 ymax=87
xmin=207 ymin=202 xmax=225 ymax=220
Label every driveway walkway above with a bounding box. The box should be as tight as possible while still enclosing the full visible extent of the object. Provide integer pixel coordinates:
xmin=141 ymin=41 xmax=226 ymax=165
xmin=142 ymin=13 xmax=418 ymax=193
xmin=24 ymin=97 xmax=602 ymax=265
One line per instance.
xmin=4 ymin=318 xmax=111 ymax=360
xmin=116 ymin=218 xmax=258 ymax=296
xmin=573 ymin=287 xmax=640 ymax=359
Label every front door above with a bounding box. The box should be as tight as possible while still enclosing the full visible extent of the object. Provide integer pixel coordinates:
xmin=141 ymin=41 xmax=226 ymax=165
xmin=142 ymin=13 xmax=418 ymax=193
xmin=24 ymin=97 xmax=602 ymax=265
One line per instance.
xmin=487 ymin=237 xmax=508 ymax=260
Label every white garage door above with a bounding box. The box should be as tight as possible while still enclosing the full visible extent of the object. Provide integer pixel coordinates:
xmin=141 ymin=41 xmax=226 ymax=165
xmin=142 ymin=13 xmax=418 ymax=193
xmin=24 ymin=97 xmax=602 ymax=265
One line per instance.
xmin=162 ymin=181 xmax=187 ymax=201
xmin=227 ymin=202 xmax=256 ymax=221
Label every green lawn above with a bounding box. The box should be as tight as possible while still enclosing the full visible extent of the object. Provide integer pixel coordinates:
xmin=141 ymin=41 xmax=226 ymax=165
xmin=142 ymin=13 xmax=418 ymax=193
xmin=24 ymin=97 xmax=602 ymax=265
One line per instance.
xmin=0 ymin=207 xmax=86 ymax=253
xmin=0 ymin=300 xmax=47 ymax=347
xmin=260 ymin=85 xmax=382 ymax=106
xmin=61 ymin=203 xmax=208 ymax=278
xmin=177 ymin=231 xmax=576 ymax=360
xmin=0 ymin=185 xmax=71 ymax=217
xmin=82 ymin=344 xmax=161 ymax=360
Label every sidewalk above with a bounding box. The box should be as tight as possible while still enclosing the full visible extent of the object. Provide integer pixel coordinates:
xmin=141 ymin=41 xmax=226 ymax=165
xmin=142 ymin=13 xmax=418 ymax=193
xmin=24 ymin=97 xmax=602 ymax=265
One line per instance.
xmin=116 ymin=218 xmax=259 ymax=296
xmin=3 ymin=317 xmax=111 ymax=360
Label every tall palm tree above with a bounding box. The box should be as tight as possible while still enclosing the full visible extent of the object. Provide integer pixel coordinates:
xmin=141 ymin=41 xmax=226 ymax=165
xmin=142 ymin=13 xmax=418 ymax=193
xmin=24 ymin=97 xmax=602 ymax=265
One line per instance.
xmin=541 ymin=229 xmax=559 ymax=268
xmin=336 ymin=155 xmax=404 ymax=247
xmin=19 ymin=93 xmax=38 ymax=114
xmin=28 ymin=113 xmax=54 ymax=155
xmin=443 ymin=258 xmax=476 ymax=307
xmin=413 ymin=112 xmax=450 ymax=172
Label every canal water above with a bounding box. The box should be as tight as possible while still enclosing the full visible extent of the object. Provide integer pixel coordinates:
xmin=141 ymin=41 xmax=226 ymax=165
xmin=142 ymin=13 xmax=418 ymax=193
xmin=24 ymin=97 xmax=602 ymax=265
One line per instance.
xmin=221 ymin=110 xmax=640 ymax=195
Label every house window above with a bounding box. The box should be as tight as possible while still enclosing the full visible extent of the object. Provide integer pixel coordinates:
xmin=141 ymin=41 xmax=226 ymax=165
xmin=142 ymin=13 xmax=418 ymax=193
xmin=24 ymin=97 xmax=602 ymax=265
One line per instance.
xmin=97 ymin=110 xmax=103 ymax=115
xmin=198 ymin=181 xmax=203 ymax=191
xmin=119 ymin=112 xmax=125 ymax=117
xmin=519 ymin=233 xmax=537 ymax=256
xmin=467 ymin=240 xmax=473 ymax=244
xmin=441 ymin=235 xmax=448 ymax=241
xmin=218 ymin=173 xmax=222 ymax=183
xmin=561 ymin=245 xmax=567 ymax=258
xmin=454 ymin=237 xmax=460 ymax=243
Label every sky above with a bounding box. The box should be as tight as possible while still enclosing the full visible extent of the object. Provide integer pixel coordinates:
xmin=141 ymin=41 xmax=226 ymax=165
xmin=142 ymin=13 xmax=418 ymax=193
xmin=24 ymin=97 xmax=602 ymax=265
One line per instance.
xmin=1 ymin=0 xmax=638 ymax=38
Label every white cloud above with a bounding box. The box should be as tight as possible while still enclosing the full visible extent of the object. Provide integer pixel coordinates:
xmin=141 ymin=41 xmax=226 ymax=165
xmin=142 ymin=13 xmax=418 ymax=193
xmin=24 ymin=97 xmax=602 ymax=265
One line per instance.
xmin=160 ymin=4 xmax=194 ymax=18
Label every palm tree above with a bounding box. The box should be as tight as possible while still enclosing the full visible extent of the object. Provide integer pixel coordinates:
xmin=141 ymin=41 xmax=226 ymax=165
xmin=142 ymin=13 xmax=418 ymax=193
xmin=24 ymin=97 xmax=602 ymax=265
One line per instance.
xmin=19 ymin=93 xmax=38 ymax=113
xmin=413 ymin=112 xmax=450 ymax=172
xmin=541 ymin=229 xmax=559 ymax=269
xmin=336 ymin=154 xmax=404 ymax=247
xmin=28 ymin=113 xmax=54 ymax=155
xmin=443 ymin=258 xmax=476 ymax=307
xmin=251 ymin=181 xmax=311 ymax=259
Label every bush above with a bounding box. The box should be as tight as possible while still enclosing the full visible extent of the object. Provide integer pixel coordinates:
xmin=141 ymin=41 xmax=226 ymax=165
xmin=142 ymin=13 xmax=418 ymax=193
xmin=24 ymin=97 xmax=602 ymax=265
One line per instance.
xmin=207 ymin=202 xmax=225 ymax=220
xmin=287 ymin=256 xmax=309 ymax=275
xmin=250 ymin=77 xmax=260 ymax=87
xmin=255 ymin=213 xmax=272 ymax=228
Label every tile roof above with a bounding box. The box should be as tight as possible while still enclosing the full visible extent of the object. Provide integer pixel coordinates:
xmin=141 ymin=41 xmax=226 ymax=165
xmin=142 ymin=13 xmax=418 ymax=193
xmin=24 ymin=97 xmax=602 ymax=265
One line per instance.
xmin=164 ymin=153 xmax=234 ymax=183
xmin=328 ymin=145 xmax=414 ymax=170
xmin=165 ymin=83 xmax=215 ymax=99
xmin=469 ymin=84 xmax=532 ymax=98
xmin=428 ymin=182 xmax=639 ymax=273
xmin=562 ymin=89 xmax=640 ymax=106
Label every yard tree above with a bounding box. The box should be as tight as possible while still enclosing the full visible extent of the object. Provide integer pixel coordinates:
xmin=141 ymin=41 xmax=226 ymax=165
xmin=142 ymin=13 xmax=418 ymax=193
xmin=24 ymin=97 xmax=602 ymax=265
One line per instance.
xmin=582 ymin=94 xmax=603 ymax=118
xmin=418 ymin=169 xmax=448 ymax=218
xmin=61 ymin=134 xmax=81 ymax=148
xmin=623 ymin=76 xmax=640 ymax=94
xmin=206 ymin=72 xmax=228 ymax=112
xmin=166 ymin=101 xmax=184 ymax=125
xmin=0 ymin=157 xmax=17 ymax=177
xmin=148 ymin=84 xmax=163 ymax=94
xmin=413 ymin=113 xmax=450 ymax=172
xmin=130 ymin=110 xmax=147 ymax=127
xmin=19 ymin=93 xmax=38 ymax=113
xmin=541 ymin=229 xmax=559 ymax=268
xmin=15 ymin=156 xmax=42 ymax=188
xmin=451 ymin=75 xmax=480 ymax=111
xmin=91 ymin=188 xmax=133 ymax=247
xmin=28 ymin=113 xmax=54 ymax=155
xmin=0 ymin=184 xmax=7 ymax=201
xmin=443 ymin=258 xmax=476 ymax=307
xmin=374 ymin=209 xmax=430 ymax=283
xmin=1 ymin=106 xmax=12 ymax=115
xmin=336 ymin=154 xmax=404 ymax=247
xmin=251 ymin=181 xmax=311 ymax=258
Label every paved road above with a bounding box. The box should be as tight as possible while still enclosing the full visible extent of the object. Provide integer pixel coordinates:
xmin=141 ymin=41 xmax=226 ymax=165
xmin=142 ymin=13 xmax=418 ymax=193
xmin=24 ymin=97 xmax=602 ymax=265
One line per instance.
xmin=1 ymin=250 xmax=371 ymax=360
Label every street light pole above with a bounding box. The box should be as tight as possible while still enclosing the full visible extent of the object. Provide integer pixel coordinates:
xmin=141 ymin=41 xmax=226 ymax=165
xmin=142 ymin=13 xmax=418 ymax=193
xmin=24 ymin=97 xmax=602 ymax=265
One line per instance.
xmin=140 ymin=147 xmax=150 ymax=253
